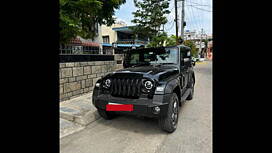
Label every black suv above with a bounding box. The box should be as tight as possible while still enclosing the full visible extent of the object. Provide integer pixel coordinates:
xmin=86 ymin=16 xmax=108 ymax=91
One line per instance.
xmin=92 ymin=45 xmax=195 ymax=133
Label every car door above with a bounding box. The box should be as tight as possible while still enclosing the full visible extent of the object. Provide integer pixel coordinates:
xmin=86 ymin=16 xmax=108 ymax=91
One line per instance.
xmin=180 ymin=47 xmax=189 ymax=95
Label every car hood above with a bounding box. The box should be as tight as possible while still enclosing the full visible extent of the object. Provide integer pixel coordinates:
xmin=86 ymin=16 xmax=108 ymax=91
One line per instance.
xmin=105 ymin=65 xmax=179 ymax=81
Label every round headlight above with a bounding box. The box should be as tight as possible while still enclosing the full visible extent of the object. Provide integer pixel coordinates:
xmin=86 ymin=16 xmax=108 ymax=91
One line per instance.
xmin=144 ymin=80 xmax=153 ymax=90
xmin=105 ymin=79 xmax=111 ymax=87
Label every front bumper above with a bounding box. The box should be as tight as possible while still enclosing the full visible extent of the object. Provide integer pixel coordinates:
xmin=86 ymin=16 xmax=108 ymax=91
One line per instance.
xmin=93 ymin=94 xmax=171 ymax=117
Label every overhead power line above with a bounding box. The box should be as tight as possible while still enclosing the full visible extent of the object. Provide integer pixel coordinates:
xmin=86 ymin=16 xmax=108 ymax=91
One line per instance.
xmin=189 ymin=5 xmax=212 ymax=12
xmin=188 ymin=0 xmax=202 ymax=31
xmin=186 ymin=4 xmax=210 ymax=7
xmin=187 ymin=0 xmax=211 ymax=8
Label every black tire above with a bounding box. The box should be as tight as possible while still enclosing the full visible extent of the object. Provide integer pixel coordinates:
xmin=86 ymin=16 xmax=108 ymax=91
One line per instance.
xmin=186 ymin=79 xmax=195 ymax=100
xmin=97 ymin=108 xmax=116 ymax=120
xmin=159 ymin=93 xmax=179 ymax=133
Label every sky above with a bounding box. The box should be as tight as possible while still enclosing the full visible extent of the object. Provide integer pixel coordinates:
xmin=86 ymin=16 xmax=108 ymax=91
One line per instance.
xmin=115 ymin=0 xmax=212 ymax=36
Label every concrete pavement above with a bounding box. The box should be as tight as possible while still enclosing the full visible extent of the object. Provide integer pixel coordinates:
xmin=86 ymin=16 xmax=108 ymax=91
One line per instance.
xmin=60 ymin=61 xmax=212 ymax=153
xmin=60 ymin=93 xmax=101 ymax=138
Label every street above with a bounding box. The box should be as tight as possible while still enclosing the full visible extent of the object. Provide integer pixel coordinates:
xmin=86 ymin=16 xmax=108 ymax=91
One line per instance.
xmin=60 ymin=61 xmax=212 ymax=153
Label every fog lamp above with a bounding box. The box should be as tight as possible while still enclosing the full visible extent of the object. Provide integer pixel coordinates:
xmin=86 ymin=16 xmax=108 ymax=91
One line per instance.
xmin=153 ymin=106 xmax=160 ymax=114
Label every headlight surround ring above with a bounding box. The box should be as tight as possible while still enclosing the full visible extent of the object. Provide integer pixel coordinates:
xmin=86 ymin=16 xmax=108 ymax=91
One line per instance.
xmin=103 ymin=79 xmax=111 ymax=88
xmin=144 ymin=80 xmax=153 ymax=90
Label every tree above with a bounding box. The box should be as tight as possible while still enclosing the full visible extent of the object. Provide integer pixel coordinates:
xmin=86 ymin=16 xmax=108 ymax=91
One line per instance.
xmin=147 ymin=32 xmax=168 ymax=47
xmin=165 ymin=35 xmax=176 ymax=46
xmin=131 ymin=0 xmax=170 ymax=39
xmin=184 ymin=40 xmax=198 ymax=57
xmin=60 ymin=0 xmax=126 ymax=44
xmin=164 ymin=34 xmax=188 ymax=46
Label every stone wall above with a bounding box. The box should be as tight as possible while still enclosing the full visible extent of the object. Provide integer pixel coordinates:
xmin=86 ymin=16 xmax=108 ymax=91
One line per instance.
xmin=59 ymin=61 xmax=118 ymax=102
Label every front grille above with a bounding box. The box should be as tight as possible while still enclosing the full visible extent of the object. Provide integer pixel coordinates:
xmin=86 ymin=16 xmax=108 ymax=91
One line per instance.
xmin=110 ymin=78 xmax=142 ymax=98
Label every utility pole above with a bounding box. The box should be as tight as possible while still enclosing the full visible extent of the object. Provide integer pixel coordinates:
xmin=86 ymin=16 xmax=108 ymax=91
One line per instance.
xmin=175 ymin=0 xmax=178 ymax=45
xmin=180 ymin=0 xmax=185 ymax=39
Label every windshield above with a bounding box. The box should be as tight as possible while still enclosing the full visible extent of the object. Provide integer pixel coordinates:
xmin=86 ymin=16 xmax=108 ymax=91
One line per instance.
xmin=127 ymin=47 xmax=179 ymax=66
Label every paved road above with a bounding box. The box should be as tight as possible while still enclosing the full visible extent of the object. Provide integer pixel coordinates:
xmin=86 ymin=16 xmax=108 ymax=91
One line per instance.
xmin=60 ymin=61 xmax=212 ymax=153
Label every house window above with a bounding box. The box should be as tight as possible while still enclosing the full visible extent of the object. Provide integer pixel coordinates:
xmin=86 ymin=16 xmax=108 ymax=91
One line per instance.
xmin=103 ymin=36 xmax=110 ymax=44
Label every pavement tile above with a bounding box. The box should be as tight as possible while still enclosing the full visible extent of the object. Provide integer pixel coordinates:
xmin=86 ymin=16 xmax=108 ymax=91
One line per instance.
xmin=60 ymin=106 xmax=81 ymax=115
xmin=60 ymin=118 xmax=84 ymax=139
xmin=60 ymin=93 xmax=100 ymax=138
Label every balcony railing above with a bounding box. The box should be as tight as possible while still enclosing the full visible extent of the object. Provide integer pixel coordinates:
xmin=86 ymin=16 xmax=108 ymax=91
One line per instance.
xmin=116 ymin=39 xmax=148 ymax=45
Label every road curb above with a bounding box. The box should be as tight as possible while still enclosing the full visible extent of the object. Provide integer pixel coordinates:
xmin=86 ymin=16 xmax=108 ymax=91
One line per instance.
xmin=60 ymin=93 xmax=101 ymax=138
xmin=60 ymin=118 xmax=85 ymax=139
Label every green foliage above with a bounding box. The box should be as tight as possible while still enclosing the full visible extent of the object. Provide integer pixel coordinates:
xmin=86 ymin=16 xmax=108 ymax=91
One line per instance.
xmin=164 ymin=35 xmax=185 ymax=46
xmin=147 ymin=32 xmax=168 ymax=47
xmin=60 ymin=0 xmax=126 ymax=44
xmin=131 ymin=0 xmax=170 ymax=39
xmin=146 ymin=33 xmax=197 ymax=57
xmin=184 ymin=40 xmax=198 ymax=57
xmin=165 ymin=35 xmax=176 ymax=46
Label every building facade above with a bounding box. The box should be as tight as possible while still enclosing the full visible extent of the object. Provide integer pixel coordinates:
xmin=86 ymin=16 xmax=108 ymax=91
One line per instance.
xmin=207 ymin=40 xmax=213 ymax=60
xmin=184 ymin=30 xmax=213 ymax=58
xmin=101 ymin=21 xmax=148 ymax=55
xmin=60 ymin=23 xmax=103 ymax=55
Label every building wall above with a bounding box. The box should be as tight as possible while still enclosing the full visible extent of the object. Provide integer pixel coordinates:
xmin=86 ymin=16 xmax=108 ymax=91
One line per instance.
xmin=207 ymin=41 xmax=213 ymax=60
xmin=79 ymin=24 xmax=103 ymax=53
xmin=59 ymin=61 xmax=117 ymax=102
xmin=101 ymin=22 xmax=127 ymax=44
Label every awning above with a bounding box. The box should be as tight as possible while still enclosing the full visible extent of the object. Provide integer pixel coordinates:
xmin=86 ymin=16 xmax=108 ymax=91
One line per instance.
xmin=102 ymin=43 xmax=142 ymax=47
xmin=82 ymin=42 xmax=100 ymax=47
xmin=117 ymin=44 xmax=142 ymax=47
xmin=112 ymin=26 xmax=134 ymax=34
xmin=69 ymin=38 xmax=100 ymax=47
xmin=70 ymin=38 xmax=82 ymax=45
xmin=102 ymin=43 xmax=112 ymax=47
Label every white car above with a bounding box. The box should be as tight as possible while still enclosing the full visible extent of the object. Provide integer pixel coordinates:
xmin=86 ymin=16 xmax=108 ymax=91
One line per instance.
xmin=199 ymin=58 xmax=205 ymax=62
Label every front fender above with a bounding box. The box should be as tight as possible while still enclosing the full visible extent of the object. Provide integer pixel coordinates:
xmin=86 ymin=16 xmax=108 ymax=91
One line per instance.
xmin=92 ymin=79 xmax=102 ymax=106
xmin=164 ymin=78 xmax=180 ymax=94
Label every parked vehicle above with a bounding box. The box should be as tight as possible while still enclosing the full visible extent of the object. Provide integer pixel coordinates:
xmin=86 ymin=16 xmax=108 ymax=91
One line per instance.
xmin=92 ymin=45 xmax=195 ymax=133
xmin=199 ymin=58 xmax=205 ymax=62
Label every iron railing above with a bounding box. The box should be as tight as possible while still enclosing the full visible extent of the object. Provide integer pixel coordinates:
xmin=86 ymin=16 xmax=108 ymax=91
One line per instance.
xmin=59 ymin=45 xmax=100 ymax=55
xmin=116 ymin=39 xmax=148 ymax=45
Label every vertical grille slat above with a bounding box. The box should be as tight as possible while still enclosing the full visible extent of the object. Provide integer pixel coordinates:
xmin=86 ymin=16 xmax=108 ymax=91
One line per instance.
xmin=109 ymin=77 xmax=142 ymax=98
xmin=113 ymin=78 xmax=118 ymax=95
xmin=127 ymin=79 xmax=131 ymax=97
xmin=117 ymin=79 xmax=121 ymax=95
xmin=137 ymin=79 xmax=141 ymax=96
xmin=121 ymin=79 xmax=126 ymax=97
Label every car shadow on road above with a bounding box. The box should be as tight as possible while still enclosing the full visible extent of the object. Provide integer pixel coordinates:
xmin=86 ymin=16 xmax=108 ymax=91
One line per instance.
xmin=94 ymin=109 xmax=184 ymax=135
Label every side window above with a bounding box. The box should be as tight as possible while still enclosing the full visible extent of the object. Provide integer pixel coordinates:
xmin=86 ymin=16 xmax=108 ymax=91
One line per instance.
xmin=180 ymin=48 xmax=184 ymax=66
xmin=130 ymin=53 xmax=139 ymax=64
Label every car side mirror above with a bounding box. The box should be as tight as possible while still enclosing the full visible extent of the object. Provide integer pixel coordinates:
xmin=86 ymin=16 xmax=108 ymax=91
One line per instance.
xmin=184 ymin=58 xmax=191 ymax=67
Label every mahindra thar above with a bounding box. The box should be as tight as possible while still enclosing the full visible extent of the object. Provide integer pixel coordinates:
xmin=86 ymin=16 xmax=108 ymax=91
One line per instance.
xmin=92 ymin=45 xmax=195 ymax=133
